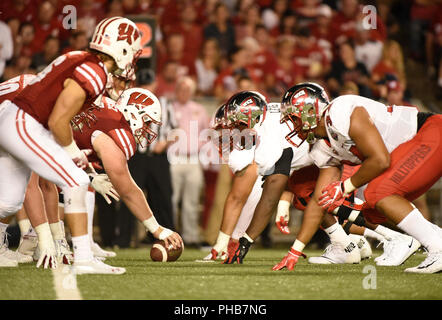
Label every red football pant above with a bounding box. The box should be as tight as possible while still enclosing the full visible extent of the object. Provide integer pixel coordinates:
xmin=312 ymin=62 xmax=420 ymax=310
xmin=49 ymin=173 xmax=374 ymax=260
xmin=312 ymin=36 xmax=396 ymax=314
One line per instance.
xmin=364 ymin=115 xmax=442 ymax=209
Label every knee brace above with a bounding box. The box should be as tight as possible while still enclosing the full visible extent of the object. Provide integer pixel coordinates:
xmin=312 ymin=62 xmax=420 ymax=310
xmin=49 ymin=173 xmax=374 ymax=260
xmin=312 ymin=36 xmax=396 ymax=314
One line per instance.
xmin=0 ymin=199 xmax=23 ymax=219
xmin=62 ymin=185 xmax=88 ymax=214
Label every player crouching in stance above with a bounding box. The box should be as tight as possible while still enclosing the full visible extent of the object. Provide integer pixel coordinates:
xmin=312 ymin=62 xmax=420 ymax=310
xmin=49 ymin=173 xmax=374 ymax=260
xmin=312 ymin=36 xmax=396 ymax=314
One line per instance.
xmin=0 ymin=17 xmax=142 ymax=273
xmin=70 ymin=87 xmax=183 ymax=273
xmin=273 ymin=84 xmax=442 ymax=273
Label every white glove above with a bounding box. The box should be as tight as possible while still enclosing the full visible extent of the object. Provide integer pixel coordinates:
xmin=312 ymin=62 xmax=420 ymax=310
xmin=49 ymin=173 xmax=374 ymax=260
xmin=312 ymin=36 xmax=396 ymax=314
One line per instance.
xmin=90 ymin=173 xmax=120 ymax=204
xmin=63 ymin=140 xmax=91 ymax=170
xmin=36 ymin=244 xmax=58 ymax=269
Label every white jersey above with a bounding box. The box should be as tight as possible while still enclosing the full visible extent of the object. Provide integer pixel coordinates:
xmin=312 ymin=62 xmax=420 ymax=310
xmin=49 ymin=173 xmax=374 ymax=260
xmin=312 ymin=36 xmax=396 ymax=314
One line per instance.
xmin=320 ymin=95 xmax=418 ymax=166
xmin=228 ymin=103 xmax=313 ymax=175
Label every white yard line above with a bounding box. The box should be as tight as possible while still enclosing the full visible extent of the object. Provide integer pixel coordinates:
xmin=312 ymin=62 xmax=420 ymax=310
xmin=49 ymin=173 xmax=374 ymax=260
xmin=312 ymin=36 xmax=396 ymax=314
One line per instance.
xmin=52 ymin=265 xmax=83 ymax=300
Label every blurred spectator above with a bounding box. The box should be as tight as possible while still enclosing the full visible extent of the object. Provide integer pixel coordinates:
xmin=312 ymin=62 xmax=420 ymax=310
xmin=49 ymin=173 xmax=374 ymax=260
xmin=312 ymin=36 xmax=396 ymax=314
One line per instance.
xmin=214 ymin=45 xmax=259 ymax=100
xmin=204 ymin=2 xmax=236 ymax=57
xmin=195 ymin=38 xmax=221 ymax=96
xmin=0 ymin=0 xmax=36 ymax=23
xmin=155 ymin=60 xmax=179 ymax=100
xmin=0 ymin=20 xmax=13 ymax=79
xmin=15 ymin=22 xmax=35 ymax=58
xmin=31 ymin=1 xmax=67 ymax=55
xmin=169 ymin=77 xmax=210 ymax=247
xmin=410 ymin=0 xmax=439 ymax=61
xmin=3 ymin=52 xmax=35 ymax=80
xmin=253 ymin=24 xmax=278 ymax=77
xmin=264 ymin=36 xmax=303 ymax=96
xmin=164 ymin=3 xmax=203 ymax=73
xmin=105 ymin=0 xmax=124 ymax=18
xmin=62 ymin=31 xmax=89 ymax=54
xmin=327 ymin=40 xmax=371 ymax=98
xmin=339 ymin=80 xmax=360 ymax=95
xmin=425 ymin=4 xmax=442 ymax=78
xmin=122 ymin=0 xmax=138 ymax=14
xmin=385 ymin=78 xmax=413 ymax=107
xmin=6 ymin=18 xmax=21 ymax=41
xmin=270 ymin=10 xmax=298 ymax=38
xmin=354 ymin=23 xmax=383 ymax=73
xmin=331 ymin=0 xmax=387 ymax=45
xmin=371 ymin=40 xmax=406 ymax=86
xmin=234 ymin=3 xmax=262 ymax=44
xmin=262 ymin=0 xmax=289 ymax=30
xmin=310 ymin=4 xmax=334 ymax=62
xmin=294 ymin=27 xmax=330 ymax=81
xmin=294 ymin=0 xmax=322 ymax=28
xmin=157 ymin=33 xmax=196 ymax=77
xmin=31 ymin=36 xmax=60 ymax=72
xmin=77 ymin=0 xmax=106 ymax=38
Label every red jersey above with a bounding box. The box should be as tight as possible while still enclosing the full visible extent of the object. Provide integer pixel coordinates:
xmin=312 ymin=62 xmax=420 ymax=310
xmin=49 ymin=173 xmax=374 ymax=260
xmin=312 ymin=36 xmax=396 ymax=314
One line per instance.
xmin=0 ymin=74 xmax=36 ymax=104
xmin=13 ymin=51 xmax=107 ymax=129
xmin=72 ymin=96 xmax=136 ymax=163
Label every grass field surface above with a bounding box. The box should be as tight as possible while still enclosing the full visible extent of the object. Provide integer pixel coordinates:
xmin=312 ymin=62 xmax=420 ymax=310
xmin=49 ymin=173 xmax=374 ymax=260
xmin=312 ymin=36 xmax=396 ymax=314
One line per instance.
xmin=1 ymin=247 xmax=441 ymax=300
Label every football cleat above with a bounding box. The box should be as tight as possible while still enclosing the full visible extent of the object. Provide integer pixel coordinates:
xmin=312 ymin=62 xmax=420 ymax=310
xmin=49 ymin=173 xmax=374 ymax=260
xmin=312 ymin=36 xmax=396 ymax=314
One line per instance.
xmin=91 ymin=242 xmax=117 ymax=258
xmin=349 ymin=235 xmax=372 ymax=260
xmin=376 ymin=233 xmax=420 ymax=266
xmin=404 ymin=252 xmax=442 ymax=274
xmin=0 ymin=246 xmax=18 ymax=267
xmin=17 ymin=234 xmax=38 ymax=256
xmin=308 ymin=241 xmax=361 ymax=264
xmin=72 ymin=258 xmax=126 ymax=275
xmin=223 ymin=237 xmax=252 ymax=264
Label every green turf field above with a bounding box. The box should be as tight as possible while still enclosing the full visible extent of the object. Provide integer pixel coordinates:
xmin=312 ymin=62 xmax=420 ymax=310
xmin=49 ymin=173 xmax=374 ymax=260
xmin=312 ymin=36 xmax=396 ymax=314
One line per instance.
xmin=1 ymin=247 xmax=441 ymax=300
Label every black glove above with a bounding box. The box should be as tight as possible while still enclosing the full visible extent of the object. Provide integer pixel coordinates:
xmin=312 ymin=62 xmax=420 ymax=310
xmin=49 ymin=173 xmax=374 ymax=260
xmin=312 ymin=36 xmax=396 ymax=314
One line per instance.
xmin=333 ymin=194 xmax=366 ymax=226
xmin=223 ymin=237 xmax=252 ymax=264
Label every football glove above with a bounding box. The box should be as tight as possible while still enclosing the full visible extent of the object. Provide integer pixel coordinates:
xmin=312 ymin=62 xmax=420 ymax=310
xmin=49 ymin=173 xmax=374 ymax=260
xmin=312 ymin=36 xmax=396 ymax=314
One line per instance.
xmin=318 ymin=181 xmax=347 ymax=213
xmin=89 ymin=173 xmax=120 ymax=204
xmin=272 ymin=248 xmax=306 ymax=271
xmin=223 ymin=237 xmax=252 ymax=264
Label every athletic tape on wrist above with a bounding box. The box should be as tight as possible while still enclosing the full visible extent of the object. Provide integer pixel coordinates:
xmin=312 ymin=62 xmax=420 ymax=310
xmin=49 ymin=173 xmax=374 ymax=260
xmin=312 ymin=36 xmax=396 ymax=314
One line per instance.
xmin=159 ymin=228 xmax=173 ymax=240
xmin=63 ymin=140 xmax=82 ymax=158
xmin=343 ymin=178 xmax=356 ymax=194
xmin=144 ymin=216 xmax=160 ymax=234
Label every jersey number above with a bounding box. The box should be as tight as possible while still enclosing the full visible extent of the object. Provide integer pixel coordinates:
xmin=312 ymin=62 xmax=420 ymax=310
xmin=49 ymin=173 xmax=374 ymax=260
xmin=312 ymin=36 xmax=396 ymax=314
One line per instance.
xmin=0 ymin=82 xmax=20 ymax=97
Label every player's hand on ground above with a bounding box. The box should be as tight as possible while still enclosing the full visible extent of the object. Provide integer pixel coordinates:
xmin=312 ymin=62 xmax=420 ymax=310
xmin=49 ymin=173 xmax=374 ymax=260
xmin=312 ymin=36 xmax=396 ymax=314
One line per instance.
xmin=90 ymin=173 xmax=120 ymax=204
xmin=223 ymin=237 xmax=252 ymax=264
xmin=155 ymin=227 xmax=183 ymax=250
xmin=272 ymin=248 xmax=306 ymax=271
xmin=318 ymin=181 xmax=346 ymax=213
xmin=36 ymin=247 xmax=58 ymax=269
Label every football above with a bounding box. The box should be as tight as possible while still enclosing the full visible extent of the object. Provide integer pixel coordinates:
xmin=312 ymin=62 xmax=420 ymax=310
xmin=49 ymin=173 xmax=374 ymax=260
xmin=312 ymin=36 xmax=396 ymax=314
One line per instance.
xmin=150 ymin=240 xmax=183 ymax=262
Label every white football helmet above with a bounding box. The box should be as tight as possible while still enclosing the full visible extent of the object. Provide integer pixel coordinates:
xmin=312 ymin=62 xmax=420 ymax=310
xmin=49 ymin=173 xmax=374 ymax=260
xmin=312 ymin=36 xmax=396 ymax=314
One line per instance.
xmin=105 ymin=70 xmax=136 ymax=101
xmin=116 ymin=88 xmax=162 ymax=147
xmin=90 ymin=17 xmax=142 ymax=76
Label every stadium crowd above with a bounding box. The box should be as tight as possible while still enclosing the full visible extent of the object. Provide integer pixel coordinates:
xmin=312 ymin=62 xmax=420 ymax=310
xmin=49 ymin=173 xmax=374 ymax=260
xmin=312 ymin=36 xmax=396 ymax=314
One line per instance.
xmin=0 ymin=0 xmax=440 ymax=248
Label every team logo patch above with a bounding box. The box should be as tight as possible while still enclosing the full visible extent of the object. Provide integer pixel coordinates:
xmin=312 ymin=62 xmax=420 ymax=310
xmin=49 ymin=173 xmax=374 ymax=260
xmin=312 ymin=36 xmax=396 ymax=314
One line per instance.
xmin=241 ymin=97 xmax=257 ymax=108
xmin=117 ymin=23 xmax=140 ymax=45
xmin=128 ymin=92 xmax=154 ymax=109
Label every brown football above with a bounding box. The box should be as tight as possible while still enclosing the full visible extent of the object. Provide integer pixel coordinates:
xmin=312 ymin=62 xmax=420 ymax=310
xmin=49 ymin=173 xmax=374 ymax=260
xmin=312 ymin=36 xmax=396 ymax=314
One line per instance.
xmin=150 ymin=240 xmax=183 ymax=262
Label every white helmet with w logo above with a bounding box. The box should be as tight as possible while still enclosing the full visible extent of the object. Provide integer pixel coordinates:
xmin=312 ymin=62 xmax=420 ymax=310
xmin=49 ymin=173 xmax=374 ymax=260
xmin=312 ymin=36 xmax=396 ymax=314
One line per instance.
xmin=90 ymin=17 xmax=142 ymax=77
xmin=115 ymin=88 xmax=162 ymax=147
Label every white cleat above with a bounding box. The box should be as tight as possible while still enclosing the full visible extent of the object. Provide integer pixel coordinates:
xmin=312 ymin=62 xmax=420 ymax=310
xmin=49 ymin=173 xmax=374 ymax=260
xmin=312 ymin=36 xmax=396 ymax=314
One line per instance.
xmin=72 ymin=258 xmax=126 ymax=275
xmin=308 ymin=241 xmax=361 ymax=264
xmin=91 ymin=242 xmax=116 ymax=258
xmin=17 ymin=234 xmax=38 ymax=256
xmin=376 ymin=234 xmax=421 ymax=266
xmin=6 ymin=249 xmax=33 ymax=263
xmin=405 ymin=252 xmax=442 ymax=274
xmin=0 ymin=247 xmax=18 ymax=267
xmin=350 ymin=235 xmax=372 ymax=260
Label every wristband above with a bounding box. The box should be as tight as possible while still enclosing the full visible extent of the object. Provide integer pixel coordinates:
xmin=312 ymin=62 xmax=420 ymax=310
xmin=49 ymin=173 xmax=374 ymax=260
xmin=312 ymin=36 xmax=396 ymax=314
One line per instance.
xmin=277 ymin=200 xmax=291 ymax=215
xmin=343 ymin=178 xmax=356 ymax=195
xmin=291 ymin=239 xmax=305 ymax=253
xmin=63 ymin=140 xmax=82 ymax=158
xmin=143 ymin=216 xmax=160 ymax=234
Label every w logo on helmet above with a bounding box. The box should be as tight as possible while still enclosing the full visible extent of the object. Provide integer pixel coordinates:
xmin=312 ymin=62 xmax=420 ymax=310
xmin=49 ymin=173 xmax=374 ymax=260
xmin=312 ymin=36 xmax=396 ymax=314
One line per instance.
xmin=128 ymin=92 xmax=154 ymax=109
xmin=117 ymin=23 xmax=140 ymax=45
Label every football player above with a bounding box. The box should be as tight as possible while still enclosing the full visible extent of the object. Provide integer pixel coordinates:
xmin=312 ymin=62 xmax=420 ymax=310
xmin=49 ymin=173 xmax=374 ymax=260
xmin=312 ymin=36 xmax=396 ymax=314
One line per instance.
xmin=273 ymin=84 xmax=442 ymax=273
xmin=0 ymin=17 xmax=141 ymax=272
xmin=208 ymin=90 xmax=363 ymax=265
xmin=70 ymin=87 xmax=183 ymax=271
